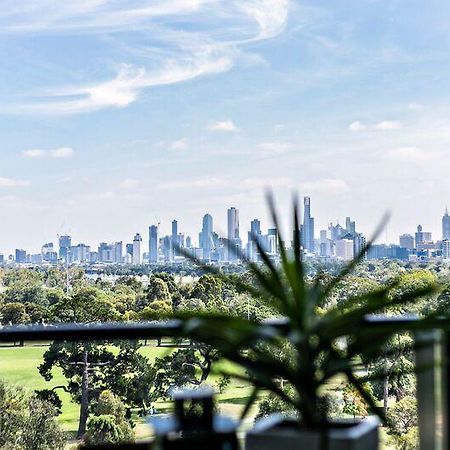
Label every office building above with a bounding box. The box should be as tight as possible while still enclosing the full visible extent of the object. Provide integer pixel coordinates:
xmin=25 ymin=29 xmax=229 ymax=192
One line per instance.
xmin=59 ymin=235 xmax=71 ymax=260
xmin=15 ymin=249 xmax=26 ymax=264
xmin=149 ymin=225 xmax=158 ymax=263
xmin=399 ymin=234 xmax=415 ymax=250
xmin=443 ymin=209 xmax=450 ymax=240
xmin=302 ymin=197 xmax=315 ymax=252
xmin=335 ymin=239 xmax=354 ymax=261
xmin=132 ymin=233 xmax=142 ymax=265
xmin=227 ymin=207 xmax=241 ymax=261
xmin=199 ymin=214 xmax=214 ymax=261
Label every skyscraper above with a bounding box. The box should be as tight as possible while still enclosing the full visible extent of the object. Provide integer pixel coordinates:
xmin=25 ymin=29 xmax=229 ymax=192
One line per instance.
xmin=443 ymin=208 xmax=450 ymax=240
xmin=227 ymin=207 xmax=241 ymax=261
xmin=59 ymin=235 xmax=71 ymax=260
xmin=132 ymin=233 xmax=142 ymax=265
xmin=199 ymin=214 xmax=214 ymax=260
xmin=171 ymin=219 xmax=179 ymax=256
xmin=302 ymin=197 xmax=315 ymax=253
xmin=114 ymin=241 xmax=123 ymax=263
xmin=149 ymin=225 xmax=158 ymax=263
xmin=399 ymin=234 xmax=414 ymax=250
xmin=247 ymin=219 xmax=261 ymax=262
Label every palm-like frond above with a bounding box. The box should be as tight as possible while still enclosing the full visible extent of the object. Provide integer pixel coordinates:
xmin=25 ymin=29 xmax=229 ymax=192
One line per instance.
xmin=175 ymin=196 xmax=442 ymax=428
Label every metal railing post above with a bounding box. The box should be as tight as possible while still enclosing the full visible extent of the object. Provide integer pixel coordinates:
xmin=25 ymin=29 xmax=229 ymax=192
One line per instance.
xmin=415 ymin=330 xmax=441 ymax=450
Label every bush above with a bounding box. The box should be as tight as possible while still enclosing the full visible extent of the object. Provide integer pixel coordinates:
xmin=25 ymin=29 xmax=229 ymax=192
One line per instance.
xmin=85 ymin=391 xmax=134 ymax=445
xmin=0 ymin=380 xmax=65 ymax=449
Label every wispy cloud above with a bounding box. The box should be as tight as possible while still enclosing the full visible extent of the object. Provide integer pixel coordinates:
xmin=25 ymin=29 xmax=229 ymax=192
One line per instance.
xmin=4 ymin=0 xmax=290 ymax=115
xmin=0 ymin=177 xmax=29 ymax=187
xmin=349 ymin=120 xmax=402 ymax=131
xmin=208 ymin=120 xmax=238 ymax=132
xmin=373 ymin=120 xmax=402 ymax=130
xmin=386 ymin=146 xmax=436 ymax=163
xmin=170 ymin=138 xmax=189 ymax=150
xmin=258 ymin=141 xmax=290 ymax=155
xmin=348 ymin=121 xmax=366 ymax=131
xmin=23 ymin=147 xmax=73 ymax=158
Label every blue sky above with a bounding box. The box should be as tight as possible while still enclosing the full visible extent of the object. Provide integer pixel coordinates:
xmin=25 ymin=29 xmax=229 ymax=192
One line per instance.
xmin=0 ymin=0 xmax=450 ymax=253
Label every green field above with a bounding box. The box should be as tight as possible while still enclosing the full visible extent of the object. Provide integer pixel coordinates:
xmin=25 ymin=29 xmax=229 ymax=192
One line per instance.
xmin=0 ymin=342 xmax=256 ymax=437
xmin=0 ymin=343 xmax=394 ymax=449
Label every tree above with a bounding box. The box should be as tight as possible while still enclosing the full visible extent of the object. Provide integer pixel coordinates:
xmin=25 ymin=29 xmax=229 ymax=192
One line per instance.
xmin=2 ymin=284 xmax=47 ymax=307
xmin=342 ymin=383 xmax=370 ymax=420
xmin=0 ymin=380 xmax=65 ymax=449
xmin=40 ymin=286 xmax=148 ymax=438
xmin=85 ymin=391 xmax=134 ymax=446
xmin=48 ymin=286 xmax=120 ymax=323
xmin=189 ymin=275 xmax=223 ymax=307
xmin=143 ymin=277 xmax=172 ymax=305
xmin=0 ymin=302 xmax=30 ymax=324
xmin=152 ymin=345 xmax=221 ymax=399
xmin=387 ymin=396 xmax=417 ymax=435
xmin=40 ymin=341 xmax=154 ymax=438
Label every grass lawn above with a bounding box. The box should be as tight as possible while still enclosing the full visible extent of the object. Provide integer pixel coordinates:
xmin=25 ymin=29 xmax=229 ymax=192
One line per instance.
xmin=0 ymin=341 xmax=255 ymax=437
xmin=0 ymin=343 xmax=394 ymax=449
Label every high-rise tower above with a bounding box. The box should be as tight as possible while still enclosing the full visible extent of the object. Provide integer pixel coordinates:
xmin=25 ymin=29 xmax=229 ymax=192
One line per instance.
xmin=149 ymin=225 xmax=158 ymax=263
xmin=443 ymin=208 xmax=450 ymax=240
xmin=199 ymin=214 xmax=214 ymax=260
xmin=302 ymin=197 xmax=315 ymax=253
xmin=227 ymin=207 xmax=241 ymax=261
xmin=132 ymin=233 xmax=142 ymax=265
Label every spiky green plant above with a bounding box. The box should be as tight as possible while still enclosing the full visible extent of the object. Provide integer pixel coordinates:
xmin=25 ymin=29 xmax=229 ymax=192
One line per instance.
xmin=177 ymin=195 xmax=441 ymax=428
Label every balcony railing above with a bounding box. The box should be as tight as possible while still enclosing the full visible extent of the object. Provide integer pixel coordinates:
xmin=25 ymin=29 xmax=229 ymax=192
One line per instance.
xmin=0 ymin=317 xmax=447 ymax=450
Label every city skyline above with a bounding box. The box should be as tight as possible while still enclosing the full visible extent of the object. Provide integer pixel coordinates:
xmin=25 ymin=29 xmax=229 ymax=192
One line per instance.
xmin=1 ymin=2 xmax=450 ymax=251
xmin=3 ymin=200 xmax=450 ymax=258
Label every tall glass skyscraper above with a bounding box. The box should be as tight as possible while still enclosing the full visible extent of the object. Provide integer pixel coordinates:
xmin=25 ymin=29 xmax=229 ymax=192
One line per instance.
xmin=149 ymin=225 xmax=158 ymax=263
xmin=227 ymin=207 xmax=241 ymax=261
xmin=302 ymin=197 xmax=315 ymax=253
xmin=443 ymin=209 xmax=450 ymax=240
xmin=199 ymin=214 xmax=214 ymax=260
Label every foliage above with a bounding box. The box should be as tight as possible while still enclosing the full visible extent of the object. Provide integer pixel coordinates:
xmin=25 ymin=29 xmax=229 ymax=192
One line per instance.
xmin=387 ymin=396 xmax=418 ymax=435
xmin=152 ymin=345 xmax=220 ymax=399
xmin=256 ymin=390 xmax=296 ymax=421
xmin=175 ymin=196 xmax=440 ymax=428
xmin=0 ymin=379 xmax=65 ymax=449
xmin=85 ymin=390 xmax=134 ymax=445
xmin=342 ymin=383 xmax=371 ymax=419
xmin=387 ymin=427 xmax=419 ymax=450
xmin=0 ymin=303 xmax=30 ymax=324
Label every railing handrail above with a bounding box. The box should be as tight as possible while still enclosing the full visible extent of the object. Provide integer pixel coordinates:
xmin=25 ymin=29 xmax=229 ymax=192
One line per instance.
xmin=0 ymin=314 xmax=434 ymax=342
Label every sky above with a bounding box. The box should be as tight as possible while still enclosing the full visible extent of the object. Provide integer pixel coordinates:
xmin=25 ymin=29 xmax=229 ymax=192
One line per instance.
xmin=1 ymin=0 xmax=450 ymax=254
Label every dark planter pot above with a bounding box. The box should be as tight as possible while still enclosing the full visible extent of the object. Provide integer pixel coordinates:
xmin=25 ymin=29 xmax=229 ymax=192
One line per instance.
xmin=245 ymin=414 xmax=379 ymax=450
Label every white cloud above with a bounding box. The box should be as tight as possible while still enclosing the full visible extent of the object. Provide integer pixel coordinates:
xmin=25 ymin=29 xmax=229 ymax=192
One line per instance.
xmin=170 ymin=138 xmax=189 ymax=150
xmin=349 ymin=120 xmax=402 ymax=131
xmin=349 ymin=121 xmax=367 ymax=131
xmin=4 ymin=1 xmax=290 ymax=115
xmin=51 ymin=147 xmax=73 ymax=158
xmin=373 ymin=120 xmax=402 ymax=130
xmin=258 ymin=141 xmax=290 ymax=155
xmin=237 ymin=0 xmax=289 ymax=41
xmin=22 ymin=149 xmax=46 ymax=158
xmin=22 ymin=147 xmax=74 ymax=158
xmin=119 ymin=178 xmax=140 ymax=189
xmin=300 ymin=178 xmax=349 ymax=194
xmin=386 ymin=146 xmax=435 ymax=163
xmin=208 ymin=120 xmax=238 ymax=132
xmin=0 ymin=177 xmax=29 ymax=187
